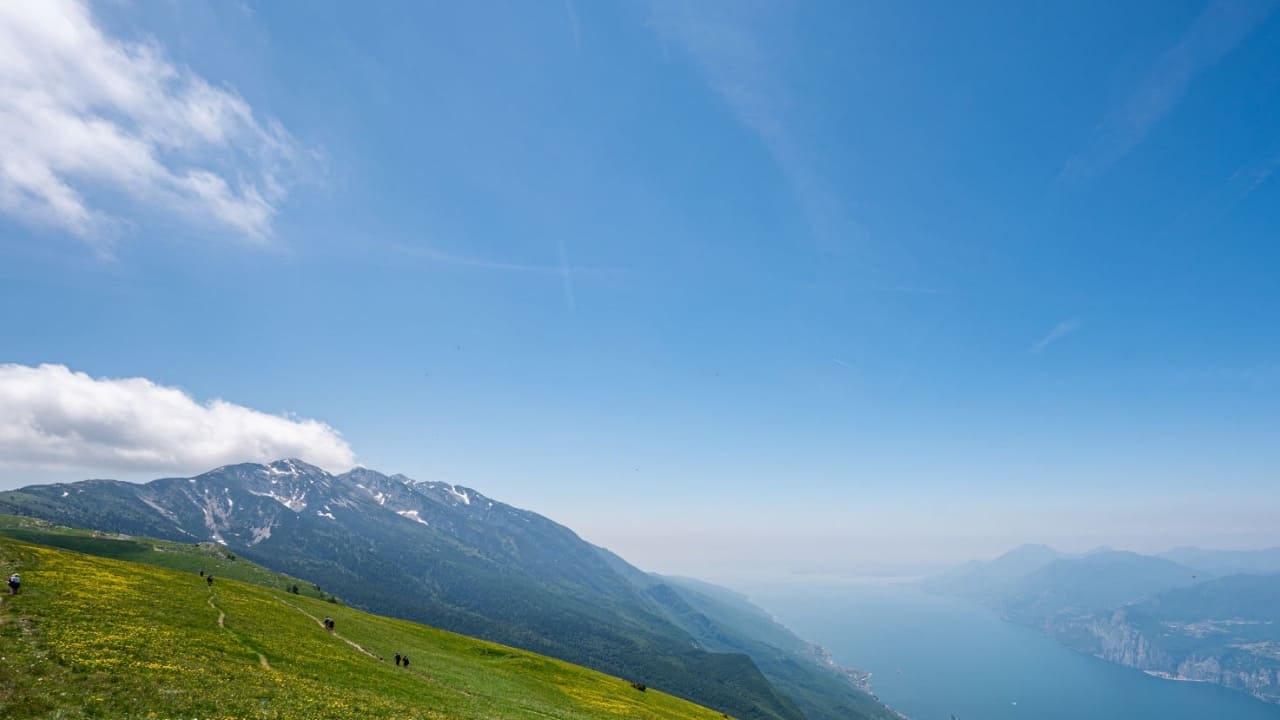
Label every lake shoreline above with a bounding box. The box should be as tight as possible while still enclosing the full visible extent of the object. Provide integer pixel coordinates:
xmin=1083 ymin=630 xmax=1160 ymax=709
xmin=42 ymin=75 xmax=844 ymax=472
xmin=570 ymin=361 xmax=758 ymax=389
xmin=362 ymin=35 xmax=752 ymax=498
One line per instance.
xmin=744 ymin=581 xmax=1280 ymax=720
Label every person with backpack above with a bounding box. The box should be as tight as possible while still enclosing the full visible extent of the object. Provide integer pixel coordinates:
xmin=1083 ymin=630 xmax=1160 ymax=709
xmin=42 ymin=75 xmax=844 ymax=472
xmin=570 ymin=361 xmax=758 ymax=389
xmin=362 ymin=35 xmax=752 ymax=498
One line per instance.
xmin=394 ymin=653 xmax=402 ymax=666
xmin=401 ymin=655 xmax=409 ymax=669
xmin=7 ymin=573 xmax=18 ymax=595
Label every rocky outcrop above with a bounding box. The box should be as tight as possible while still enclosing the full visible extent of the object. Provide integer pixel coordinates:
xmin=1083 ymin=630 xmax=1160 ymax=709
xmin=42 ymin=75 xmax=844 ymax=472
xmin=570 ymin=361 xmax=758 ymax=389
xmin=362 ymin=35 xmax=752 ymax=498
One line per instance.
xmin=1066 ymin=611 xmax=1174 ymax=670
xmin=1042 ymin=610 xmax=1280 ymax=704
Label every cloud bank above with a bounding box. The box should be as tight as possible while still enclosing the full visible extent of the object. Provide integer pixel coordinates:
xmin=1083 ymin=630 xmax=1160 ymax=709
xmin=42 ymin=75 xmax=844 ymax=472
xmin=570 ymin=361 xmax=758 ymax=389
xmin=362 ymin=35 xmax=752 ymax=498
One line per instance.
xmin=0 ymin=0 xmax=306 ymax=250
xmin=0 ymin=364 xmax=355 ymax=476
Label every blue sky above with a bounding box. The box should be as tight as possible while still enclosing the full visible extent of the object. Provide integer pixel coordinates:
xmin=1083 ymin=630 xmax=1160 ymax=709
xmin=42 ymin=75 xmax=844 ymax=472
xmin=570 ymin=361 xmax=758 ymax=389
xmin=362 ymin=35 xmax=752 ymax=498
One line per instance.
xmin=2 ymin=0 xmax=1279 ymax=578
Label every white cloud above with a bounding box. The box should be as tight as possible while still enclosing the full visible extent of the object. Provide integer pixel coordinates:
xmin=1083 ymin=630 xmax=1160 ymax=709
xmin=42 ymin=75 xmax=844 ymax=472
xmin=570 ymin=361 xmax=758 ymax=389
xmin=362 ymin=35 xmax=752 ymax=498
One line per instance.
xmin=0 ymin=0 xmax=305 ymax=250
xmin=0 ymin=363 xmax=355 ymax=475
xmin=1031 ymin=320 xmax=1081 ymax=354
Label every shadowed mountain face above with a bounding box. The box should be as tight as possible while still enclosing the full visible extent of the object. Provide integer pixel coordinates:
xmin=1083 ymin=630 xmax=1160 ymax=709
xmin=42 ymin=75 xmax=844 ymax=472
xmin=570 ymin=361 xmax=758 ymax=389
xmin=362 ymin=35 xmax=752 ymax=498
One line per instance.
xmin=0 ymin=460 xmax=898 ymax=720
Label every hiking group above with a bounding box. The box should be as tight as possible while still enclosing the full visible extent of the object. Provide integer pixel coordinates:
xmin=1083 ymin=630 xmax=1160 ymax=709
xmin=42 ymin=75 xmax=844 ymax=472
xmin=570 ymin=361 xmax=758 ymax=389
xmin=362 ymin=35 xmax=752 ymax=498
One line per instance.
xmin=190 ymin=569 xmax=413 ymax=669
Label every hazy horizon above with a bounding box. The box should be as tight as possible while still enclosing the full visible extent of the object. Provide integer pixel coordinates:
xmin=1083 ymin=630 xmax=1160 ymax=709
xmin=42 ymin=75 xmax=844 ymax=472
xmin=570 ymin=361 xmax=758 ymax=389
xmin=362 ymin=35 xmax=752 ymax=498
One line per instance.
xmin=2 ymin=454 xmax=1277 ymax=583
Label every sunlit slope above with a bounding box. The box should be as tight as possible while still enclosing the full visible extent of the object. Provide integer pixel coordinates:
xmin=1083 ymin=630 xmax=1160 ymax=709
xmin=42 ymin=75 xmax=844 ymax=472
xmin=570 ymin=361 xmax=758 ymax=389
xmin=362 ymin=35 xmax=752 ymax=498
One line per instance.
xmin=0 ymin=537 xmax=731 ymax=720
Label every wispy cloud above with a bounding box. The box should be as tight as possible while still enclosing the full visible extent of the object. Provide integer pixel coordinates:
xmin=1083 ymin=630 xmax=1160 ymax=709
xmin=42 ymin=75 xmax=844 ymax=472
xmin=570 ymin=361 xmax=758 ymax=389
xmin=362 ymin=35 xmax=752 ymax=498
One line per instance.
xmin=1031 ymin=320 xmax=1082 ymax=354
xmin=879 ymin=285 xmax=949 ymax=296
xmin=392 ymin=242 xmax=564 ymax=275
xmin=0 ymin=0 xmax=311 ymax=252
xmin=564 ymin=0 xmax=582 ymax=50
xmin=557 ymin=238 xmax=577 ymax=311
xmin=1229 ymin=148 xmax=1280 ymax=198
xmin=1060 ymin=0 xmax=1277 ymax=181
xmin=645 ymin=1 xmax=857 ymax=250
xmin=0 ymin=363 xmax=355 ymax=475
xmin=391 ymin=240 xmax=588 ymax=311
xmin=394 ymin=240 xmax=583 ymax=311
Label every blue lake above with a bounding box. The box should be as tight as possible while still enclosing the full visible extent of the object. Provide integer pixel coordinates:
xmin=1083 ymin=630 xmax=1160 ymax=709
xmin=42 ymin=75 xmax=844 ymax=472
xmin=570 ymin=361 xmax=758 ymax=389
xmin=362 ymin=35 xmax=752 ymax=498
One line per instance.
xmin=744 ymin=581 xmax=1280 ymax=720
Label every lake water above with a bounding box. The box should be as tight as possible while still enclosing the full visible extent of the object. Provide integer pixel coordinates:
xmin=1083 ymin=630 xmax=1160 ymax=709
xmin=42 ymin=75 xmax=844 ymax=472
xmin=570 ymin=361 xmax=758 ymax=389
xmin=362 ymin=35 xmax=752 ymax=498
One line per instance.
xmin=743 ymin=580 xmax=1280 ymax=720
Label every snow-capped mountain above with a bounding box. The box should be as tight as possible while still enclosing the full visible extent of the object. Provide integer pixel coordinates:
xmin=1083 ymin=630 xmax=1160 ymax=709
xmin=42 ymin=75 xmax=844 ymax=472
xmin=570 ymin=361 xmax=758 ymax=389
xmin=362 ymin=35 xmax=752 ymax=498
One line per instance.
xmin=31 ymin=458 xmax=533 ymax=556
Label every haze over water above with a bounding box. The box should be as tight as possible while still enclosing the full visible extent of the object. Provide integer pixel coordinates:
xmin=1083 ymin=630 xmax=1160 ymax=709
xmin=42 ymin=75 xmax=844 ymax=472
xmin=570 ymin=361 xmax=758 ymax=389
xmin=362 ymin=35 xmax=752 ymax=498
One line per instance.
xmin=746 ymin=581 xmax=1280 ymax=720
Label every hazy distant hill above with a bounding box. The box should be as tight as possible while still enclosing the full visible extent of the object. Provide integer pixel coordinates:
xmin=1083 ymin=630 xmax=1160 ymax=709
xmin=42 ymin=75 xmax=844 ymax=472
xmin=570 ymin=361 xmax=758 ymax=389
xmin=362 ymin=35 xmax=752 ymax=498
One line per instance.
xmin=0 ymin=460 xmax=898 ymax=720
xmin=999 ymin=551 xmax=1201 ymax=624
xmin=0 ymin=530 xmax=730 ymax=720
xmin=645 ymin=575 xmax=896 ymax=720
xmin=925 ymin=545 xmax=1280 ymax=705
xmin=920 ymin=543 xmax=1063 ymax=602
xmin=1139 ymin=572 xmax=1280 ymax=621
xmin=1158 ymin=546 xmax=1280 ymax=576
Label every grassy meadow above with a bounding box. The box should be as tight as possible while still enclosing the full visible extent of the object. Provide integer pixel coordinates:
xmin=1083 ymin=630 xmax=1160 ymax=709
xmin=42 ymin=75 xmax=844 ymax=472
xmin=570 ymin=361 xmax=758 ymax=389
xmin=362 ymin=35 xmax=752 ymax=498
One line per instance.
xmin=0 ymin=529 xmax=730 ymax=720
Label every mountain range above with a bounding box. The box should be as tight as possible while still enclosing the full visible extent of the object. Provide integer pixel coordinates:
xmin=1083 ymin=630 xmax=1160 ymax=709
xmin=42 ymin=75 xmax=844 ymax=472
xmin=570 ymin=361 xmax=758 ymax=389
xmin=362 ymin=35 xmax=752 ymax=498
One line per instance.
xmin=924 ymin=544 xmax=1280 ymax=704
xmin=0 ymin=459 xmax=898 ymax=720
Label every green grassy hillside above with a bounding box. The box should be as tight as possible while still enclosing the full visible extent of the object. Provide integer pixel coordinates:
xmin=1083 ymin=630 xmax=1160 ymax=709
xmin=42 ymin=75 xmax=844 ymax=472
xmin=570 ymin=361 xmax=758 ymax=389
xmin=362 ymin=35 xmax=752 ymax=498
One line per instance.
xmin=0 ymin=515 xmax=328 ymax=600
xmin=0 ymin=535 xmax=732 ymax=720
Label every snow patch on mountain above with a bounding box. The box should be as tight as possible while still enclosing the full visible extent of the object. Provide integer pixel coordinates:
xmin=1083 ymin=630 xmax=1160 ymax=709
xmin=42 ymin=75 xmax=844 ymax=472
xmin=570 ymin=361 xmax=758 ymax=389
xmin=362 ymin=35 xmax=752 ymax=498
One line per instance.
xmin=139 ymin=495 xmax=181 ymax=525
xmin=250 ymin=524 xmax=272 ymax=545
xmin=397 ymin=509 xmax=429 ymax=526
xmin=267 ymin=460 xmax=302 ymax=477
xmin=245 ymin=488 xmax=308 ymax=512
xmin=446 ymin=486 xmax=470 ymax=505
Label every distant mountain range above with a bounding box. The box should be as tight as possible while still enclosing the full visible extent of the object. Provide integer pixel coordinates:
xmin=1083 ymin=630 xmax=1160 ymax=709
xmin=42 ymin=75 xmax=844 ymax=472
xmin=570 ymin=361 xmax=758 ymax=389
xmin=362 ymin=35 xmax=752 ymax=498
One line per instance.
xmin=0 ymin=459 xmax=899 ymax=720
xmin=924 ymin=544 xmax=1280 ymax=704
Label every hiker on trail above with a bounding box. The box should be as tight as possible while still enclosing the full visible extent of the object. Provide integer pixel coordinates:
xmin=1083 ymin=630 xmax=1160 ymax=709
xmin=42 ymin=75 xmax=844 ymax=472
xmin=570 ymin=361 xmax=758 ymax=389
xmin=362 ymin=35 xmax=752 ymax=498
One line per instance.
xmin=324 ymin=617 xmax=334 ymax=631
xmin=7 ymin=573 xmax=19 ymax=595
xmin=402 ymin=656 xmax=409 ymax=669
xmin=199 ymin=569 xmax=204 ymax=577
xmin=395 ymin=654 xmax=401 ymax=666
xmin=206 ymin=575 xmax=214 ymax=586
